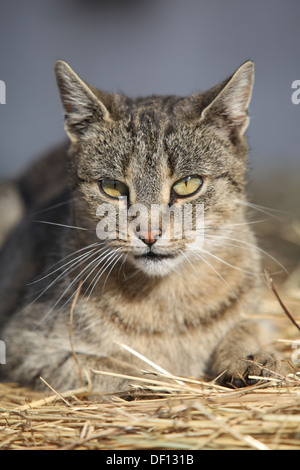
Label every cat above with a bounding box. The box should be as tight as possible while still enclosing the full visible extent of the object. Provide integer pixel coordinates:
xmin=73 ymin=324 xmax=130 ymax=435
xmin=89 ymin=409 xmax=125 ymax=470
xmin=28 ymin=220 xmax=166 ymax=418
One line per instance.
xmin=0 ymin=60 xmax=284 ymax=392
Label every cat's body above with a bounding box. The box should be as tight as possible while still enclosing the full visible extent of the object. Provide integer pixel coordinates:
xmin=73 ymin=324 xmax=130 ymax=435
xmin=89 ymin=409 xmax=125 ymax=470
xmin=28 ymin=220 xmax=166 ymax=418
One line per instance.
xmin=0 ymin=61 xmax=282 ymax=392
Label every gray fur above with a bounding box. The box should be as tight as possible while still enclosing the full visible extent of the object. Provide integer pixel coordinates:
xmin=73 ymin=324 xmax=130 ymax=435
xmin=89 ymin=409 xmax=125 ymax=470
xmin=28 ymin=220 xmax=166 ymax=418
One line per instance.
xmin=0 ymin=61 xmax=284 ymax=392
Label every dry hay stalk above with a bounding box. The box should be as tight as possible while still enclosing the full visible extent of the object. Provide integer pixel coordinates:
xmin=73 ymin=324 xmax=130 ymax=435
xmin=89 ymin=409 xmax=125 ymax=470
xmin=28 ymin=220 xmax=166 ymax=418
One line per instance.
xmin=1 ymin=361 xmax=300 ymax=450
xmin=0 ymin=274 xmax=300 ymax=450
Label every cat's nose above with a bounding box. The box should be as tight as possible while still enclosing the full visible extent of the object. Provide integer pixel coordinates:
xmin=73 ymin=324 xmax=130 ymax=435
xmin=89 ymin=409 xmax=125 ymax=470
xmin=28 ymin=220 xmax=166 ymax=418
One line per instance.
xmin=136 ymin=229 xmax=161 ymax=247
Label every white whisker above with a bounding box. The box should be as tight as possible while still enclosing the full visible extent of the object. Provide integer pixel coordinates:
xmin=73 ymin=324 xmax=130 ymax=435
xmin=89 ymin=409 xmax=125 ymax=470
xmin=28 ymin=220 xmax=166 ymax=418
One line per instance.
xmin=205 ymin=237 xmax=259 ymax=256
xmin=101 ymin=252 xmax=124 ymax=295
xmin=206 ymin=218 xmax=269 ymax=229
xmin=34 ymin=247 xmax=112 ymax=328
xmin=33 ymin=220 xmax=90 ymax=231
xmin=236 ymin=199 xmax=285 ymax=220
xmin=83 ymin=249 xmax=122 ymax=302
xmin=76 ymin=249 xmax=123 ymax=325
xmin=28 ymin=244 xmax=100 ymax=285
xmin=20 ymin=245 xmax=107 ymax=315
xmin=33 ymin=198 xmax=76 ymax=215
xmin=206 ymin=234 xmax=288 ymax=274
xmin=117 ymin=253 xmax=129 ymax=281
xmin=179 ymin=250 xmax=201 ymax=280
xmin=58 ymin=250 xmax=119 ymax=326
xmin=187 ymin=246 xmax=240 ymax=302
xmin=200 ymin=248 xmax=260 ymax=275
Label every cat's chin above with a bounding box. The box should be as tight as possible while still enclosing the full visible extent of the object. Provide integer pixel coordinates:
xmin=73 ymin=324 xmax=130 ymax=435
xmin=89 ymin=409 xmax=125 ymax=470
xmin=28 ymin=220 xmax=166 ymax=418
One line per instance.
xmin=129 ymin=253 xmax=182 ymax=277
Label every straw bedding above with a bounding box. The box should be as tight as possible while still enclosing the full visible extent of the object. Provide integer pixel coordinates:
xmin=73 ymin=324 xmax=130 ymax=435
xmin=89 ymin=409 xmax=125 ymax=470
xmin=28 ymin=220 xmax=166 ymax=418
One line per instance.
xmin=1 ymin=274 xmax=300 ymax=451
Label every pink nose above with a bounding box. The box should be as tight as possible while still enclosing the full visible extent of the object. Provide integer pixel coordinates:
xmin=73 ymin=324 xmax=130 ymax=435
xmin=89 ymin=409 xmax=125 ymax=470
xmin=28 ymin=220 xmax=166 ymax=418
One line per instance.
xmin=136 ymin=229 xmax=161 ymax=246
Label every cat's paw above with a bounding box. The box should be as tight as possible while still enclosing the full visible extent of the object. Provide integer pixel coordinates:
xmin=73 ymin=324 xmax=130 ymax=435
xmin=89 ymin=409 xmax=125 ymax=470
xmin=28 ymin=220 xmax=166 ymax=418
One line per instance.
xmin=217 ymin=351 xmax=283 ymax=388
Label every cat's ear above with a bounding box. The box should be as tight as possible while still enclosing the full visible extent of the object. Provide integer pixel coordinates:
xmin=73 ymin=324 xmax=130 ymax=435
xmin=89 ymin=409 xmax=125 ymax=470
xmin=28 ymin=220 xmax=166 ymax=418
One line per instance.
xmin=55 ymin=60 xmax=111 ymax=140
xmin=200 ymin=61 xmax=254 ymax=140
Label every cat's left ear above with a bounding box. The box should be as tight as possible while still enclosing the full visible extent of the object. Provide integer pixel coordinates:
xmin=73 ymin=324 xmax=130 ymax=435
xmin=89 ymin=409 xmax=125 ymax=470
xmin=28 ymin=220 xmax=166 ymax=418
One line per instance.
xmin=200 ymin=61 xmax=254 ymax=140
xmin=55 ymin=60 xmax=111 ymax=140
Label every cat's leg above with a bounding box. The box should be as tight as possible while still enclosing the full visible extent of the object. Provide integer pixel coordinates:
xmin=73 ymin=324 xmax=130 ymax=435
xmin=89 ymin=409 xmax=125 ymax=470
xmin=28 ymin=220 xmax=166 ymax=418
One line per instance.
xmin=39 ymin=352 xmax=142 ymax=393
xmin=209 ymin=320 xmax=285 ymax=387
xmin=3 ymin=336 xmax=141 ymax=394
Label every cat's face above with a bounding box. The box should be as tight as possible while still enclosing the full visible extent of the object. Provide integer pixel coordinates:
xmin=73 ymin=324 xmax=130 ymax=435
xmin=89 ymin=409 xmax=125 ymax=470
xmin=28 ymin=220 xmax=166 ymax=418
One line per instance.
xmin=55 ymin=61 xmax=254 ymax=277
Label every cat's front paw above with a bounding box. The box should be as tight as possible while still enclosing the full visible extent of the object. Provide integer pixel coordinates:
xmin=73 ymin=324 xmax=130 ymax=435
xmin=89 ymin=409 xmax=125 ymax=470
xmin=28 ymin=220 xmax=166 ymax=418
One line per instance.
xmin=217 ymin=351 xmax=283 ymax=388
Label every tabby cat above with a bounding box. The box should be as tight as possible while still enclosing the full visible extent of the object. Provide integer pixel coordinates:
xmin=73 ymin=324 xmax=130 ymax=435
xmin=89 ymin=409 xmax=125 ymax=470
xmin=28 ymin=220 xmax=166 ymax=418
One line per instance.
xmin=0 ymin=61 xmax=283 ymax=392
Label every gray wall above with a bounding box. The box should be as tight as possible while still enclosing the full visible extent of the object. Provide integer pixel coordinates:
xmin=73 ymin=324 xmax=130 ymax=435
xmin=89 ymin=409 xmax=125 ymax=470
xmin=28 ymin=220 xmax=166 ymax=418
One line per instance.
xmin=0 ymin=0 xmax=299 ymax=179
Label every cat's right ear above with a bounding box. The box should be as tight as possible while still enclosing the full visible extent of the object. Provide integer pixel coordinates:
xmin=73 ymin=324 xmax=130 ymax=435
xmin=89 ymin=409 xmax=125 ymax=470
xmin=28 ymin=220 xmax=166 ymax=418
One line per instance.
xmin=199 ymin=61 xmax=254 ymax=142
xmin=55 ymin=60 xmax=111 ymax=140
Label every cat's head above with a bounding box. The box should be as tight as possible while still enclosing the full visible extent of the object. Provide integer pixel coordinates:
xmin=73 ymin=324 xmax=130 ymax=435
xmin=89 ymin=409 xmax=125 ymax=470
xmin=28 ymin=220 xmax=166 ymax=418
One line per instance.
xmin=55 ymin=60 xmax=254 ymax=277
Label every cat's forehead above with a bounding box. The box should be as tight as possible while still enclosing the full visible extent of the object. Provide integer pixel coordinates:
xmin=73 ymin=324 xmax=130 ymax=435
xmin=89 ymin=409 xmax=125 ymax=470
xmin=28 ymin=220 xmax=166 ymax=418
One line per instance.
xmin=116 ymin=96 xmax=177 ymax=170
xmin=124 ymin=95 xmax=181 ymax=139
xmin=123 ymin=102 xmax=172 ymax=203
xmin=126 ymin=94 xmax=184 ymax=117
xmin=122 ymin=96 xmax=206 ymax=179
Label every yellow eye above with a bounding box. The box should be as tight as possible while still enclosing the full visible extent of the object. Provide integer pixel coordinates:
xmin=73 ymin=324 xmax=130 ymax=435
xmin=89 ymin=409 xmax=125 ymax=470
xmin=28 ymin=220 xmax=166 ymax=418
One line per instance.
xmin=99 ymin=179 xmax=129 ymax=199
xmin=172 ymin=176 xmax=203 ymax=198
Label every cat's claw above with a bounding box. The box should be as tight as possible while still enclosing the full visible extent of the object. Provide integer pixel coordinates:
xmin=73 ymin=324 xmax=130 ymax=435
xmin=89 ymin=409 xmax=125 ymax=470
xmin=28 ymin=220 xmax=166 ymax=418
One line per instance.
xmin=217 ymin=351 xmax=284 ymax=388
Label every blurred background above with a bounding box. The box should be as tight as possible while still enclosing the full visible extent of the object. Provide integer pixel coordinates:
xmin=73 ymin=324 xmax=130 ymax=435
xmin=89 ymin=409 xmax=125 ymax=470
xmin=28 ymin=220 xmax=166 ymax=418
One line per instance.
xmin=0 ymin=0 xmax=299 ymax=283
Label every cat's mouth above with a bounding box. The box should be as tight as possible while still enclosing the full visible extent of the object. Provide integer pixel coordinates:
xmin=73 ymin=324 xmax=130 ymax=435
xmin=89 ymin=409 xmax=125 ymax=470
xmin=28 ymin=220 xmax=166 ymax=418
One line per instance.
xmin=131 ymin=250 xmax=182 ymax=277
xmin=134 ymin=252 xmax=177 ymax=262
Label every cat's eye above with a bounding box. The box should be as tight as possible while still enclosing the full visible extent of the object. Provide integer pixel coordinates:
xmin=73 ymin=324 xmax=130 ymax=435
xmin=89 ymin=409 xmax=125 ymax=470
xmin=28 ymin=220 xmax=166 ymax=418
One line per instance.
xmin=172 ymin=176 xmax=203 ymax=198
xmin=99 ymin=179 xmax=129 ymax=199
